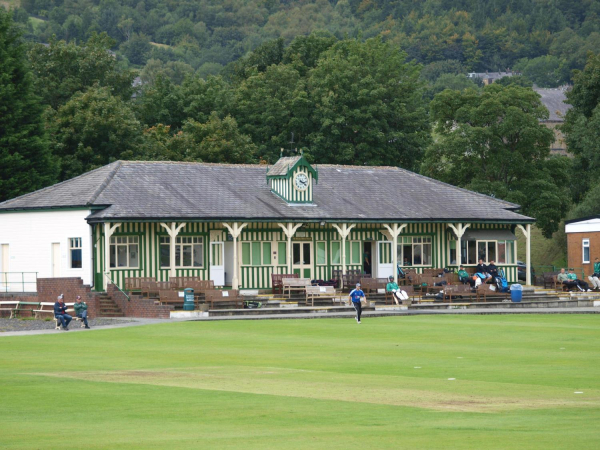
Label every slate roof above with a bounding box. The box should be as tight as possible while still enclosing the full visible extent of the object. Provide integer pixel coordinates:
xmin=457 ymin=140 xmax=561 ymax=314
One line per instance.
xmin=0 ymin=161 xmax=533 ymax=223
xmin=266 ymin=156 xmax=301 ymax=176
xmin=534 ymin=88 xmax=571 ymax=121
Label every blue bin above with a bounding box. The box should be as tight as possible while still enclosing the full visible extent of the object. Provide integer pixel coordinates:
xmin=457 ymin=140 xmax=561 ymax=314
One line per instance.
xmin=510 ymin=284 xmax=523 ymax=303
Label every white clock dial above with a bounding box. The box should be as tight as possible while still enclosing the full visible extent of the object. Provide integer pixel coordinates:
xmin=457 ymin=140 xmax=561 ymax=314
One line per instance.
xmin=294 ymin=173 xmax=309 ymax=191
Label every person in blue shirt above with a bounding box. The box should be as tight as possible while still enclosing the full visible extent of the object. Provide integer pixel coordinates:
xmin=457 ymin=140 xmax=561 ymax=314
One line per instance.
xmin=348 ymin=283 xmax=366 ymax=324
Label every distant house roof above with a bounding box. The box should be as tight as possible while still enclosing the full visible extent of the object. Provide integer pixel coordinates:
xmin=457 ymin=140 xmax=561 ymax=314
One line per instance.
xmin=534 ymin=87 xmax=571 ymax=121
xmin=467 ymin=72 xmax=516 ymax=81
xmin=0 ymin=161 xmax=533 ymax=224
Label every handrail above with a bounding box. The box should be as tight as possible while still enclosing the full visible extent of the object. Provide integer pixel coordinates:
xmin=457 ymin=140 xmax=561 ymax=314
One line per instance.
xmin=103 ymin=273 xmax=130 ymax=301
xmin=0 ymin=272 xmax=38 ymax=293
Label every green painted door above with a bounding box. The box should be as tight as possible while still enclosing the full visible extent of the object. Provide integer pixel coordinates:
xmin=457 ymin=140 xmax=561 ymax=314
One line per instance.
xmin=292 ymin=242 xmax=313 ymax=280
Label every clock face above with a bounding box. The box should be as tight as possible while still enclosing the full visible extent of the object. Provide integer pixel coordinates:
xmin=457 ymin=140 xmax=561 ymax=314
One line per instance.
xmin=294 ymin=172 xmax=309 ymax=191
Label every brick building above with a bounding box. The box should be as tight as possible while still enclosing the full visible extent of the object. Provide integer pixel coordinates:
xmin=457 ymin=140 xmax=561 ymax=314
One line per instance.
xmin=565 ymin=217 xmax=600 ymax=277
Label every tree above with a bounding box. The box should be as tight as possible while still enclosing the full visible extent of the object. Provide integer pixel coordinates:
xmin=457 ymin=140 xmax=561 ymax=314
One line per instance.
xmin=0 ymin=9 xmax=55 ymax=202
xmin=28 ymin=33 xmax=135 ymax=110
xmin=423 ymin=84 xmax=567 ymax=237
xmin=307 ymin=37 xmax=430 ymax=169
xmin=134 ymin=75 xmax=186 ymax=129
xmin=562 ymin=52 xmax=600 ymax=201
xmin=50 ymin=86 xmax=144 ymax=180
xmin=178 ymin=113 xmax=258 ymax=163
xmin=514 ymin=55 xmax=568 ymax=88
xmin=120 ymin=32 xmax=152 ymax=66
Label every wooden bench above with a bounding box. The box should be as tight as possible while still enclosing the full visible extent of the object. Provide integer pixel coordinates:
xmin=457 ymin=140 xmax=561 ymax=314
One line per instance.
xmin=420 ymin=276 xmax=446 ymax=295
xmin=53 ymin=303 xmax=87 ymax=329
xmin=142 ymin=281 xmax=172 ymax=298
xmin=158 ymin=290 xmax=185 ymax=308
xmin=12 ymin=301 xmax=41 ymax=318
xmin=271 ymin=273 xmax=298 ymax=295
xmin=282 ymin=278 xmax=311 ymax=298
xmin=360 ymin=277 xmax=387 ymax=294
xmin=443 ymin=284 xmax=474 ymax=302
xmin=0 ymin=300 xmax=19 ymax=318
xmin=476 ymin=284 xmax=508 ymax=302
xmin=205 ymin=290 xmax=244 ymax=309
xmin=0 ymin=301 xmax=20 ymax=319
xmin=125 ymin=277 xmax=155 ymax=292
xmin=305 ymin=286 xmax=339 ymax=306
xmin=170 ymin=277 xmax=208 ymax=291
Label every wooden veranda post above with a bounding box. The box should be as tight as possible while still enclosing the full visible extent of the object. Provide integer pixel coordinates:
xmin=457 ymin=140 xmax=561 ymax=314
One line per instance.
xmin=447 ymin=223 xmax=471 ymax=268
xmin=517 ymin=224 xmax=532 ymax=285
xmin=277 ymin=223 xmax=303 ymax=275
xmin=103 ymin=222 xmax=122 ymax=291
xmin=222 ymin=222 xmax=248 ymax=290
xmin=160 ymin=222 xmax=187 ymax=278
xmin=382 ymin=224 xmax=407 ymax=283
xmin=331 ymin=223 xmax=356 ymax=289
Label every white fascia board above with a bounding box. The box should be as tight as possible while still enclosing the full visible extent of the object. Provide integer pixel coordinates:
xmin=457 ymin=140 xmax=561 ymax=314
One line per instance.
xmin=565 ymin=218 xmax=600 ymax=234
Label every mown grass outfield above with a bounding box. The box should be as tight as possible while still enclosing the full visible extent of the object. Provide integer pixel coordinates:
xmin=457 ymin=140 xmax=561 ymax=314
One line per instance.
xmin=1 ymin=315 xmax=599 ymax=449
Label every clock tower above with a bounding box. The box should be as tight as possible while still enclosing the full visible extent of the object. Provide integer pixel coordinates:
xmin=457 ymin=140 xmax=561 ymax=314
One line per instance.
xmin=266 ymin=155 xmax=318 ymax=204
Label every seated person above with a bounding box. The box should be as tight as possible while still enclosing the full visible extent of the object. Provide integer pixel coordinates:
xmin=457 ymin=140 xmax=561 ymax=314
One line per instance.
xmin=568 ymin=268 xmax=591 ymax=292
xmin=487 ymin=260 xmax=499 ymax=282
xmin=458 ymin=266 xmax=475 ymax=287
xmin=54 ymin=294 xmax=71 ymax=331
xmin=386 ymin=275 xmax=400 ymax=305
xmin=475 ymin=259 xmax=492 ymax=282
xmin=588 ymin=257 xmax=600 ymax=290
xmin=73 ymin=295 xmax=91 ymax=329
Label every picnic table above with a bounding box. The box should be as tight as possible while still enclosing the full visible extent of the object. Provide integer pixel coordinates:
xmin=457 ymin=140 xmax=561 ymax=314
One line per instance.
xmin=305 ymin=286 xmax=339 ymax=306
xmin=282 ymin=278 xmax=311 ymax=298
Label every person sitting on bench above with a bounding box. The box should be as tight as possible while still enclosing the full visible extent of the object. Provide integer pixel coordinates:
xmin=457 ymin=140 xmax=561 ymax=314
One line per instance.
xmin=588 ymin=257 xmax=600 ymax=290
xmin=475 ymin=259 xmax=492 ymax=282
xmin=54 ymin=294 xmax=71 ymax=331
xmin=458 ymin=266 xmax=475 ymax=287
xmin=487 ymin=260 xmax=499 ymax=282
xmin=386 ymin=275 xmax=400 ymax=305
xmin=73 ymin=296 xmax=91 ymax=329
xmin=567 ymin=268 xmax=591 ymax=292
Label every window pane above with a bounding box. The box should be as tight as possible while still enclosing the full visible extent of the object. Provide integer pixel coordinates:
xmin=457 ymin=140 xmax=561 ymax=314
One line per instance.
xmin=413 ymin=244 xmax=422 ymax=265
xmin=117 ymin=245 xmax=127 ymax=267
xmin=193 ymin=243 xmax=203 ymax=267
xmin=278 ymin=242 xmax=286 ymax=265
xmin=351 ymin=242 xmax=361 ymax=264
xmin=449 ymin=240 xmax=456 ymax=265
xmin=71 ymin=249 xmax=82 ymax=269
xmin=583 ymin=240 xmax=590 ymax=263
xmin=293 ymin=243 xmax=301 ymax=264
xmin=379 ymin=242 xmax=391 ymax=264
xmin=182 ymin=245 xmax=192 ymax=266
xmin=128 ymin=243 xmax=139 ymax=268
xmin=316 ymin=242 xmax=326 ymax=265
xmin=160 ymin=243 xmax=170 ymax=268
xmin=252 ymin=242 xmax=261 ymax=266
xmin=262 ymin=242 xmax=271 ymax=265
xmin=241 ymin=243 xmax=251 ymax=265
xmin=507 ymin=241 xmax=514 ymax=264
xmin=331 ymin=242 xmax=340 ymax=264
xmin=175 ymin=245 xmax=181 ymax=266
xmin=423 ymin=243 xmax=432 ymax=265
xmin=396 ymin=244 xmax=403 ymax=263
xmin=303 ymin=243 xmax=311 ymax=264
xmin=403 ymin=245 xmax=412 ymax=265
xmin=477 ymin=242 xmax=486 ymax=262
xmin=497 ymin=241 xmax=506 ymax=264
xmin=487 ymin=241 xmax=496 ymax=262
xmin=467 ymin=241 xmax=476 ymax=265
xmin=110 ymin=245 xmax=116 ymax=268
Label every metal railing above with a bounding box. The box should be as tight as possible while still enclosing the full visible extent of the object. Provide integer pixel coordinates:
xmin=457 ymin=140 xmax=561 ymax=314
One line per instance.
xmin=0 ymin=272 xmax=38 ymax=293
xmin=103 ymin=273 xmax=130 ymax=301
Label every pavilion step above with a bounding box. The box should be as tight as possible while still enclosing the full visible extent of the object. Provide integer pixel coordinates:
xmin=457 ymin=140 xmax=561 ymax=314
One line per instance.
xmin=209 ymin=305 xmax=375 ymax=317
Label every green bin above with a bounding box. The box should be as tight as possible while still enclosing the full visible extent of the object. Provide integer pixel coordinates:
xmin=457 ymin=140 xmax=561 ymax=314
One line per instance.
xmin=183 ymin=288 xmax=195 ymax=311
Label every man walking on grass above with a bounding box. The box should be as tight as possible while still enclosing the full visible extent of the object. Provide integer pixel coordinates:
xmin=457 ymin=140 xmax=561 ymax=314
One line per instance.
xmin=349 ymin=282 xmax=366 ymax=324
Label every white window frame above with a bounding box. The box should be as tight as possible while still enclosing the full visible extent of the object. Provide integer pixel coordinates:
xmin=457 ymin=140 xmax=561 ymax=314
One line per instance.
xmin=69 ymin=237 xmax=82 ymax=269
xmin=398 ymin=236 xmax=433 ymax=266
xmin=331 ymin=240 xmax=361 ymax=265
xmin=316 ymin=241 xmax=327 ymax=266
xmin=110 ymin=236 xmax=140 ymax=269
xmin=241 ymin=241 xmax=273 ymax=266
xmin=583 ymin=239 xmax=590 ymax=264
xmin=175 ymin=236 xmax=204 ymax=268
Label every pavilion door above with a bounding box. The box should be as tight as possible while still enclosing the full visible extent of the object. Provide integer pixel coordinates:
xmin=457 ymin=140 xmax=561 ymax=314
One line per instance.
xmin=51 ymin=243 xmax=61 ymax=277
xmin=292 ymin=242 xmax=312 ymax=279
xmin=210 ymin=242 xmax=225 ymax=287
xmin=376 ymin=241 xmax=393 ymax=279
xmin=1 ymin=244 xmax=8 ymax=290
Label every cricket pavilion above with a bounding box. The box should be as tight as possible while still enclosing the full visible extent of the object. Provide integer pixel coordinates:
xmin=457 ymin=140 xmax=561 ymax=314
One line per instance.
xmin=0 ymin=156 xmax=534 ymax=293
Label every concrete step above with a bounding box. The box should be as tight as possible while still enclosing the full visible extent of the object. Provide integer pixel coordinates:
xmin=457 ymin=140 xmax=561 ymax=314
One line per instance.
xmin=209 ymin=305 xmax=375 ymax=317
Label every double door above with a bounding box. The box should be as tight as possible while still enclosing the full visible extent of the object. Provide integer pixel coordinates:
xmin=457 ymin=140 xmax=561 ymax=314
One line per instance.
xmin=292 ymin=242 xmax=312 ymax=279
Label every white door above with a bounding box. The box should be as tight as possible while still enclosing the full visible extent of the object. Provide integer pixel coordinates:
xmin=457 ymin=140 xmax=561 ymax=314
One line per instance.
xmin=52 ymin=243 xmax=61 ymax=277
xmin=1 ymin=244 xmax=8 ymax=290
xmin=292 ymin=242 xmax=313 ymax=279
xmin=210 ymin=242 xmax=225 ymax=286
xmin=377 ymin=241 xmax=393 ymax=279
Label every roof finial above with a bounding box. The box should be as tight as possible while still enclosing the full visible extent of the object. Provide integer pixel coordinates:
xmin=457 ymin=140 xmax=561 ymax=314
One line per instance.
xmin=280 ymin=148 xmax=283 ymax=158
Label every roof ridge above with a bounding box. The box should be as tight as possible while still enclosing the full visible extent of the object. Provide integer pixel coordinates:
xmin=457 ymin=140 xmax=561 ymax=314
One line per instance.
xmin=87 ymin=161 xmax=122 ymax=205
xmin=0 ymin=162 xmax=121 ymax=208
